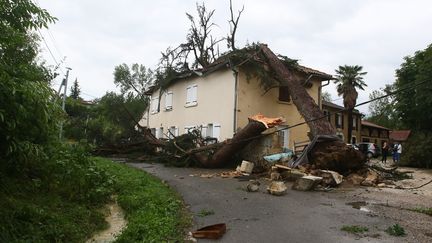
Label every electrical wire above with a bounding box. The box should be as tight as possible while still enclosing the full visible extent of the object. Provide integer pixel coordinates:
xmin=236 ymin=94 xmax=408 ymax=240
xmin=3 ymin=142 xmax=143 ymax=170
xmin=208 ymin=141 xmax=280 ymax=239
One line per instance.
xmin=219 ymin=78 xmax=431 ymax=146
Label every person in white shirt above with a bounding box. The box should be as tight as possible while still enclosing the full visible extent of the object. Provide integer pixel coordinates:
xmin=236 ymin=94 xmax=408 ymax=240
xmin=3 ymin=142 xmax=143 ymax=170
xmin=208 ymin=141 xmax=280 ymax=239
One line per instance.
xmin=395 ymin=142 xmax=402 ymax=163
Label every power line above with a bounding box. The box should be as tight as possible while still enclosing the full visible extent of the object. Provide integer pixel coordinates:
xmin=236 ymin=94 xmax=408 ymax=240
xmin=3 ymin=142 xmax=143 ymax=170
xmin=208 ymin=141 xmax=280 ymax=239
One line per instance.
xmin=37 ymin=29 xmax=59 ymax=67
xmin=211 ymin=79 xmax=431 ymax=147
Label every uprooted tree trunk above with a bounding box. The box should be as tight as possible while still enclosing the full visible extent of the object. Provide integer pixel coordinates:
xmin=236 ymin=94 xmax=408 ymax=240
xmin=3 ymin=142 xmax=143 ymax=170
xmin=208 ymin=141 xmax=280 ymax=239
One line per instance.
xmin=260 ymin=44 xmax=365 ymax=173
xmin=194 ymin=115 xmax=283 ymax=167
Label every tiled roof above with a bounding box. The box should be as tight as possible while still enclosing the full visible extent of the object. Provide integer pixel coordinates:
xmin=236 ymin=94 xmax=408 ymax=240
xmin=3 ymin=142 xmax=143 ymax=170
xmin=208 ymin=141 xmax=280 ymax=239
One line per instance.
xmin=322 ymin=101 xmax=361 ymax=114
xmin=361 ymin=120 xmax=390 ymax=130
xmin=144 ymin=46 xmax=333 ymax=94
xmin=389 ymin=130 xmax=411 ymax=141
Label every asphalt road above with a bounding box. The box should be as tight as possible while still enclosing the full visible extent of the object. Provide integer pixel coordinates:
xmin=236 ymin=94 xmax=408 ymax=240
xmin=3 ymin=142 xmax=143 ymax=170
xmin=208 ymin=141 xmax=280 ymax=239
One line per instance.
xmin=129 ymin=162 xmax=407 ymax=243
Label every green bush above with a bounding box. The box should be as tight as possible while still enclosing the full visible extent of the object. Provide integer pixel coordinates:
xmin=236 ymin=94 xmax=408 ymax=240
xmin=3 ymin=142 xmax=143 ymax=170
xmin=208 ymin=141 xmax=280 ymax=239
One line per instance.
xmin=400 ymin=132 xmax=432 ymax=168
xmin=0 ymin=144 xmax=115 ymax=242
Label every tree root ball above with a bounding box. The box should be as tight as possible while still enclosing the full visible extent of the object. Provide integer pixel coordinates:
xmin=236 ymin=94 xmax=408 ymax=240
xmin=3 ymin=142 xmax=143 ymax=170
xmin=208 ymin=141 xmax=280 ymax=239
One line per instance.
xmin=309 ymin=141 xmax=365 ymax=174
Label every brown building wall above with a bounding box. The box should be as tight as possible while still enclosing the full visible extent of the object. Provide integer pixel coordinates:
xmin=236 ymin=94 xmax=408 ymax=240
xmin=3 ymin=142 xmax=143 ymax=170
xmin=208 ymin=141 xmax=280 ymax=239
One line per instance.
xmin=321 ymin=104 xmax=361 ymax=144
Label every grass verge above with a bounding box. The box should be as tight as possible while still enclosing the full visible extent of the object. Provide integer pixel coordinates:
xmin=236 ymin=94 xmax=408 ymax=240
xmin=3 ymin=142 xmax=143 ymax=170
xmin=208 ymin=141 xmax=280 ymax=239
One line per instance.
xmin=409 ymin=207 xmax=432 ymax=216
xmin=94 ymin=158 xmax=191 ymax=242
xmin=341 ymin=225 xmax=369 ymax=234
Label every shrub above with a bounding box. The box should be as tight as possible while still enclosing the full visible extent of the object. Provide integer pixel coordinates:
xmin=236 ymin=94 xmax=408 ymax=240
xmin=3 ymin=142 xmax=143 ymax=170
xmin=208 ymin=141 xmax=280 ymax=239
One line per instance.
xmin=400 ymin=131 xmax=432 ymax=168
xmin=385 ymin=224 xmax=406 ymax=236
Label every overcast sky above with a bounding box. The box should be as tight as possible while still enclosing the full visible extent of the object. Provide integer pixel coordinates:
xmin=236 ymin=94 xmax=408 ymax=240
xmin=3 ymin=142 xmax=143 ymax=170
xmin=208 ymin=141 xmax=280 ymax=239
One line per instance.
xmin=38 ymin=0 xmax=432 ymax=114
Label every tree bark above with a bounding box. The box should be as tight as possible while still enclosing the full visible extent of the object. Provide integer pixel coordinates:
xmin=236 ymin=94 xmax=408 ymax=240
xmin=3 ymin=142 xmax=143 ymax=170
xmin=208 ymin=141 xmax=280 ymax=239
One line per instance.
xmin=195 ymin=115 xmax=283 ymax=167
xmin=260 ymin=44 xmax=335 ymax=137
xmin=347 ymin=109 xmax=353 ymax=143
xmin=260 ymin=44 xmax=365 ymax=172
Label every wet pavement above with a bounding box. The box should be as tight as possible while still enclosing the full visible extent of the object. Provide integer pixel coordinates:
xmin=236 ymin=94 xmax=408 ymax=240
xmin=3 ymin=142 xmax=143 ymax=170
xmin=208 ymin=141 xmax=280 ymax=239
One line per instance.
xmin=129 ymin=162 xmax=414 ymax=243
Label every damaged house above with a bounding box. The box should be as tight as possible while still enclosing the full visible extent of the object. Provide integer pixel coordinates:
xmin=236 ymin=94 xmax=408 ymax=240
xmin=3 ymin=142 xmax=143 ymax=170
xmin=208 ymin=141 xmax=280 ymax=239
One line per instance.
xmin=140 ymin=54 xmax=333 ymax=153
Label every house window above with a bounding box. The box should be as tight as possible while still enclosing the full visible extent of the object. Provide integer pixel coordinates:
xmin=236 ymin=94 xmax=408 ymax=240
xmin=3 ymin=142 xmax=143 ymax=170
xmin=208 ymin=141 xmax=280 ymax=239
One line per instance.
xmin=150 ymin=128 xmax=156 ymax=137
xmin=335 ymin=113 xmax=343 ymax=128
xmin=151 ymin=97 xmax=159 ymax=114
xmin=323 ymin=110 xmax=331 ymax=122
xmin=186 ymin=84 xmax=198 ymax=107
xmin=168 ymin=126 xmax=178 ymax=139
xmin=278 ymin=86 xmax=290 ymax=102
xmin=202 ymin=123 xmax=221 ymax=140
xmin=352 ymin=116 xmax=357 ymax=130
xmin=165 ymin=92 xmax=173 ymax=111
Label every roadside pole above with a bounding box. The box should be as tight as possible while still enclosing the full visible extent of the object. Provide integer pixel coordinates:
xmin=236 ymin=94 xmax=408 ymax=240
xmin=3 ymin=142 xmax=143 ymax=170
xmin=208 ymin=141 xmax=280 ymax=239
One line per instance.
xmin=58 ymin=67 xmax=71 ymax=140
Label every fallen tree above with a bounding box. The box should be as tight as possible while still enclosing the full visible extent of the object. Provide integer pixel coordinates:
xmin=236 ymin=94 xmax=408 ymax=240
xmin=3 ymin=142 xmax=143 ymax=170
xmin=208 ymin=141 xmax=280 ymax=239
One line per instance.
xmin=96 ymin=44 xmax=365 ymax=173
xmin=194 ymin=114 xmax=283 ymax=167
xmin=259 ymin=44 xmax=365 ymax=173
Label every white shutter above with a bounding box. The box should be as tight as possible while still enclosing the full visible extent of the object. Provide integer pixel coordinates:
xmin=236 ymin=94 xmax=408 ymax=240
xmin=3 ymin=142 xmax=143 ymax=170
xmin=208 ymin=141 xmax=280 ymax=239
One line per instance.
xmin=186 ymin=87 xmax=192 ymax=104
xmin=165 ymin=92 xmax=173 ymax=110
xmin=151 ymin=97 xmax=159 ymax=113
xmin=201 ymin=125 xmax=207 ymax=137
xmin=175 ymin=127 xmax=179 ymax=136
xmin=213 ymin=124 xmax=221 ymax=141
xmin=192 ymin=85 xmax=198 ymax=102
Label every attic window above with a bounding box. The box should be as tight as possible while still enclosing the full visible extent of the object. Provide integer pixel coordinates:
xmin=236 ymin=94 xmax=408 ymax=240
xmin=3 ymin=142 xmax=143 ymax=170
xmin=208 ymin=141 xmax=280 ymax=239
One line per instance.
xmin=278 ymin=86 xmax=291 ymax=102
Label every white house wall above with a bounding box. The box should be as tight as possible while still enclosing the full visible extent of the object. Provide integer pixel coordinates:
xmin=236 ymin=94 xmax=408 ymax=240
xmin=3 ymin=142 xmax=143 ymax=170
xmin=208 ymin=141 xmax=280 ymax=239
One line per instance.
xmin=141 ymin=69 xmax=236 ymax=140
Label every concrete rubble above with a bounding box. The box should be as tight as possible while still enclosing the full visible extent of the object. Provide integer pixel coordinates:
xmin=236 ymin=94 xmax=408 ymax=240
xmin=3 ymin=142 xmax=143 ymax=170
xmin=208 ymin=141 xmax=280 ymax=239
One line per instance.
xmin=267 ymin=181 xmax=287 ymax=195
xmin=292 ymin=175 xmax=323 ymax=191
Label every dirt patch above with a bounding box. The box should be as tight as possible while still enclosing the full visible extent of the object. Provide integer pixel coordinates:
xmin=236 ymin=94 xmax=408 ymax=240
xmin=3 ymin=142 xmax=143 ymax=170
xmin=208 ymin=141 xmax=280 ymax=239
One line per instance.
xmin=87 ymin=200 xmax=127 ymax=243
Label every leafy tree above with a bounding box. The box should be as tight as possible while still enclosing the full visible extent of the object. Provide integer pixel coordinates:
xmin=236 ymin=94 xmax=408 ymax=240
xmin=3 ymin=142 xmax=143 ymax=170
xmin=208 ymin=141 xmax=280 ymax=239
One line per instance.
xmin=394 ymin=43 xmax=432 ymax=168
xmin=70 ymin=78 xmax=81 ymax=99
xmin=366 ymin=84 xmax=400 ymax=129
xmin=113 ymin=63 xmax=153 ymax=97
xmin=87 ymin=92 xmax=148 ymax=145
xmin=395 ymin=44 xmax=432 ymax=131
xmin=334 ymin=65 xmax=367 ymax=143
xmin=0 ymin=0 xmax=59 ymax=174
xmin=322 ymin=91 xmax=332 ymax=102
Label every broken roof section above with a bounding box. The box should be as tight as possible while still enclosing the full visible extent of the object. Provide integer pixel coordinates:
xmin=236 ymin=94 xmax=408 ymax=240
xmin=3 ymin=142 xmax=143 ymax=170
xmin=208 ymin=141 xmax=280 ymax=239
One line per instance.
xmin=145 ymin=45 xmax=333 ymax=95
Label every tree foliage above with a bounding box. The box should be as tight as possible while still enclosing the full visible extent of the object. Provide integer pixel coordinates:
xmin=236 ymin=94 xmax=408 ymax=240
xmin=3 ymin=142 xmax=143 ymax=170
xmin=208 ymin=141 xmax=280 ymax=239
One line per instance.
xmin=366 ymin=84 xmax=400 ymax=129
xmin=113 ymin=63 xmax=153 ymax=97
xmin=70 ymin=78 xmax=81 ymax=99
xmin=393 ymin=43 xmax=432 ymax=168
xmin=0 ymin=0 xmax=60 ymax=174
xmin=322 ymin=91 xmax=332 ymax=102
xmin=394 ymin=44 xmax=432 ymax=131
xmin=334 ymin=65 xmax=367 ymax=143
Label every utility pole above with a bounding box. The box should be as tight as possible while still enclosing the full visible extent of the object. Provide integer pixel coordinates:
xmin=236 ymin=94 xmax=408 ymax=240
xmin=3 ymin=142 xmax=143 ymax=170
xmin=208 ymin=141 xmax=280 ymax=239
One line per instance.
xmin=58 ymin=67 xmax=72 ymax=140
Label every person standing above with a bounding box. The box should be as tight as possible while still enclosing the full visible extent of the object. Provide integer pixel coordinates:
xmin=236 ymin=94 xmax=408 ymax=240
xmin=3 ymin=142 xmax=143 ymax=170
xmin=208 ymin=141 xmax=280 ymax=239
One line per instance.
xmin=395 ymin=142 xmax=402 ymax=164
xmin=392 ymin=143 xmax=397 ymax=163
xmin=381 ymin=142 xmax=389 ymax=164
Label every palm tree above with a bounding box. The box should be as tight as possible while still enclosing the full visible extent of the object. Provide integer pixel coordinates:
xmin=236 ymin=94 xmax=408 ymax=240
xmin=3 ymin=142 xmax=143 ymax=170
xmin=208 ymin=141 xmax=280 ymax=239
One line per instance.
xmin=334 ymin=65 xmax=367 ymax=143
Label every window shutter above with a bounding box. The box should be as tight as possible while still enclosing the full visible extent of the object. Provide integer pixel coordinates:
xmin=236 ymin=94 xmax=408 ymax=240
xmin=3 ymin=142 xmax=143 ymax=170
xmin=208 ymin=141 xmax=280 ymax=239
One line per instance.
xmin=213 ymin=124 xmax=221 ymax=140
xmin=165 ymin=92 xmax=173 ymax=110
xmin=192 ymin=85 xmax=198 ymax=102
xmin=186 ymin=87 xmax=192 ymax=104
xmin=278 ymin=86 xmax=290 ymax=102
xmin=201 ymin=125 xmax=207 ymax=137
xmin=175 ymin=127 xmax=179 ymax=136
xmin=151 ymin=98 xmax=159 ymax=113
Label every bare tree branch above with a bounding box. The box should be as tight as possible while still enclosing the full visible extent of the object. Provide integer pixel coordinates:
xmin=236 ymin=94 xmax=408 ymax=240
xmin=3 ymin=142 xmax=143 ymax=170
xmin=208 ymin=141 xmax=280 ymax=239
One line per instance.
xmin=227 ymin=0 xmax=244 ymax=51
